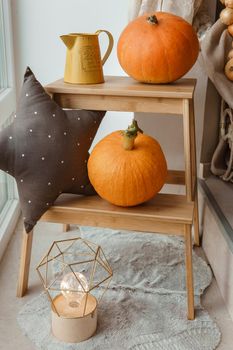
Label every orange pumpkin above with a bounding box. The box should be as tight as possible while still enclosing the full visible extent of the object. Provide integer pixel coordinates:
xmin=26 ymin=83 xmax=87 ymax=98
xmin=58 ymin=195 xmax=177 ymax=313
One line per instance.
xmin=88 ymin=120 xmax=167 ymax=206
xmin=117 ymin=12 xmax=199 ymax=84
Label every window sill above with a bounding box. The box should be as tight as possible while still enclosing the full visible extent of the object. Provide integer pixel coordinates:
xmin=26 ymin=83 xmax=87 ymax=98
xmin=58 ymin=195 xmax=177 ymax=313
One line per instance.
xmin=0 ymin=87 xmax=16 ymax=123
xmin=0 ymin=199 xmax=20 ymax=261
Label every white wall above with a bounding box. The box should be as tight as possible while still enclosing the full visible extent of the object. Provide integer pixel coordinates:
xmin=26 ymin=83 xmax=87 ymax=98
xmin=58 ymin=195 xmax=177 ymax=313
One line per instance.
xmin=11 ymin=0 xmax=133 ymax=143
xmin=11 ymin=0 xmax=129 ymax=85
xmin=11 ymin=0 xmax=216 ymax=169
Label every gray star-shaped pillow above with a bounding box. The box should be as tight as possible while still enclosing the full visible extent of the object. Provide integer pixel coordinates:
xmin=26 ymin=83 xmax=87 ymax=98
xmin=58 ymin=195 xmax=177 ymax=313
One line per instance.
xmin=0 ymin=67 xmax=105 ymax=232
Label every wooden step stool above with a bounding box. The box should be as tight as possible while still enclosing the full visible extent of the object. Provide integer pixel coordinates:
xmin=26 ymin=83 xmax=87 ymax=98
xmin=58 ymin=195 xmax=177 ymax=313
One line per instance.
xmin=17 ymin=76 xmax=199 ymax=320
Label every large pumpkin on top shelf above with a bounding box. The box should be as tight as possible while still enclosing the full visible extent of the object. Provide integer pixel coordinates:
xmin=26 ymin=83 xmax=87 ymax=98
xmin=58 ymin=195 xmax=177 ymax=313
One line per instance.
xmin=117 ymin=12 xmax=199 ymax=84
xmin=87 ymin=120 xmax=167 ymax=207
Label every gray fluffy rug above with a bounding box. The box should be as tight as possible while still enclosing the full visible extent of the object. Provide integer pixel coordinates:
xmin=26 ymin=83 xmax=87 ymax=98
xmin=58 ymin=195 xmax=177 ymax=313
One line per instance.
xmin=18 ymin=227 xmax=221 ymax=350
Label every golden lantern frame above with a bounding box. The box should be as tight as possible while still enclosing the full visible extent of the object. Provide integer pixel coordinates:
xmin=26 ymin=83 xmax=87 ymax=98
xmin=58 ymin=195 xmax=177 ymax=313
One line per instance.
xmin=36 ymin=236 xmax=113 ymax=318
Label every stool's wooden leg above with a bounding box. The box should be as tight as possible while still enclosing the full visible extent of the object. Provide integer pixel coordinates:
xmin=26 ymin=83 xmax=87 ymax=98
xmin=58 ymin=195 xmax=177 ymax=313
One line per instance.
xmin=193 ymin=195 xmax=200 ymax=247
xmin=63 ymin=224 xmax=70 ymax=232
xmin=17 ymin=228 xmax=33 ymax=297
xmin=183 ymin=99 xmax=193 ymax=201
xmin=184 ymin=224 xmax=195 ymax=320
xmin=189 ymin=100 xmax=200 ymax=247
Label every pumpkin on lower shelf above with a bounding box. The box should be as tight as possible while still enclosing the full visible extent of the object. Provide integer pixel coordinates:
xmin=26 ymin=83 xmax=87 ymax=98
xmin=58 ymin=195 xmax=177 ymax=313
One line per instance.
xmin=117 ymin=12 xmax=199 ymax=84
xmin=87 ymin=120 xmax=167 ymax=207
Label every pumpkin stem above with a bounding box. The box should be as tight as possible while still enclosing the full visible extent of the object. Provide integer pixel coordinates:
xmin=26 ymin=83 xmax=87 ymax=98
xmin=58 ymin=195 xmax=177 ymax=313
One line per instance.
xmin=122 ymin=119 xmax=143 ymax=150
xmin=147 ymin=15 xmax=158 ymax=25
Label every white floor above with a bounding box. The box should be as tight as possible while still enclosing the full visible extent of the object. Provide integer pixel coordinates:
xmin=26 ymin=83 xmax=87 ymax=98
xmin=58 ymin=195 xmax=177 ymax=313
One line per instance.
xmin=0 ymin=218 xmax=233 ymax=350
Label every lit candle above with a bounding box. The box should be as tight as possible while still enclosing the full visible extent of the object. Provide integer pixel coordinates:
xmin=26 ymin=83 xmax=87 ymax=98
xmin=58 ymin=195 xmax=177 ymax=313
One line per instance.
xmin=60 ymin=272 xmax=89 ymax=308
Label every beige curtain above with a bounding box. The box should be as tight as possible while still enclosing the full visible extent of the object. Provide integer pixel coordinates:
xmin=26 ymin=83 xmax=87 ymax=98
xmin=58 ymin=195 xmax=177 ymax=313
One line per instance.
xmin=128 ymin=0 xmax=203 ymax=23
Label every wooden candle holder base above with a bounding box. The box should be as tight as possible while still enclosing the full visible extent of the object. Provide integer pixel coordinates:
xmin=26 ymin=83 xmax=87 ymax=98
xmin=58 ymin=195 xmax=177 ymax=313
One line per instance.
xmin=51 ymin=294 xmax=97 ymax=343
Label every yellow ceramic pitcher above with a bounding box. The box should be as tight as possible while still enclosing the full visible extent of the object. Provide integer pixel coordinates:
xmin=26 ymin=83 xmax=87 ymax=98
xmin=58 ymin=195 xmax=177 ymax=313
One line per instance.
xmin=60 ymin=30 xmax=114 ymax=84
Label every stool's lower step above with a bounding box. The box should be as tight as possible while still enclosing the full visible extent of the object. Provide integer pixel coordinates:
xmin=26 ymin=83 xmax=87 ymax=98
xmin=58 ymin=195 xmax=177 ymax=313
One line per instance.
xmin=41 ymin=193 xmax=194 ymax=235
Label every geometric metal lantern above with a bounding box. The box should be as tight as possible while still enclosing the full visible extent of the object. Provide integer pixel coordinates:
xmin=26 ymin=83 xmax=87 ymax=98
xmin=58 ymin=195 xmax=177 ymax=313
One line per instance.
xmin=36 ymin=237 xmax=113 ymax=343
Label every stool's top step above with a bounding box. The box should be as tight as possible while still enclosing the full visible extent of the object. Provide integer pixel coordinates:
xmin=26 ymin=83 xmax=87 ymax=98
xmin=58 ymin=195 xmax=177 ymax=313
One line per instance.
xmin=45 ymin=76 xmax=196 ymax=99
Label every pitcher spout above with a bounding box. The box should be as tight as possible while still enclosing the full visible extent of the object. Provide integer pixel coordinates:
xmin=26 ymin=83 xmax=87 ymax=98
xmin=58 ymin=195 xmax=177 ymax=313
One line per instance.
xmin=60 ymin=35 xmax=76 ymax=49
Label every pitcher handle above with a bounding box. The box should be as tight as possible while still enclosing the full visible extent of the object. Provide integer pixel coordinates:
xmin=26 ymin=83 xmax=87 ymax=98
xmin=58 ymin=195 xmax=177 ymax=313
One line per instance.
xmin=95 ymin=30 xmax=114 ymax=66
